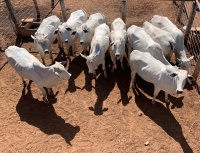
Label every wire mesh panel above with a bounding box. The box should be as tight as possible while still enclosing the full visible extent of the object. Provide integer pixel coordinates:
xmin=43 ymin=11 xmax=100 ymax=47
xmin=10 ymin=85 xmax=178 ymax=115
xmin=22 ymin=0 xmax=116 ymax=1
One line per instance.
xmin=0 ymin=0 xmax=61 ymax=50
xmin=174 ymin=1 xmax=200 ymax=62
xmin=0 ymin=0 xmax=15 ymax=50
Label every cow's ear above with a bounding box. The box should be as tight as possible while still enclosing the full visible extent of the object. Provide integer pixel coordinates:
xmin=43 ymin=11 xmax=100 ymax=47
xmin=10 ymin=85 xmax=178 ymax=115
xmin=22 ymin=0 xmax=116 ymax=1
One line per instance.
xmin=95 ymin=50 xmax=100 ymax=57
xmin=31 ymin=35 xmax=36 ymax=40
xmin=71 ymin=31 xmax=76 ymax=35
xmin=80 ymin=53 xmax=87 ymax=59
xmin=59 ymin=61 xmax=67 ymax=66
xmin=66 ymin=27 xmax=72 ymax=31
xmin=188 ymin=74 xmax=195 ymax=81
xmin=44 ymin=35 xmax=48 ymax=39
xmin=83 ymin=29 xmax=89 ymax=33
xmin=189 ymin=56 xmax=194 ymax=60
xmin=110 ymin=42 xmax=114 ymax=46
xmin=54 ymin=29 xmax=58 ymax=34
xmin=170 ymin=72 xmax=178 ymax=78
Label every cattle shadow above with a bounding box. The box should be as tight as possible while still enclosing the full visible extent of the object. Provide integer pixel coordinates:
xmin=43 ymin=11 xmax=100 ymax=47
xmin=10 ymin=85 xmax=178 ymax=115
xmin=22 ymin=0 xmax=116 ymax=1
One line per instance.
xmin=89 ymin=71 xmax=115 ymax=115
xmin=134 ymin=75 xmax=184 ymax=109
xmin=16 ymin=81 xmax=80 ymax=145
xmin=88 ymin=53 xmax=116 ymax=115
xmin=133 ymin=87 xmax=193 ymax=153
xmin=114 ymin=59 xmax=132 ymax=106
xmin=65 ymin=54 xmax=88 ymax=93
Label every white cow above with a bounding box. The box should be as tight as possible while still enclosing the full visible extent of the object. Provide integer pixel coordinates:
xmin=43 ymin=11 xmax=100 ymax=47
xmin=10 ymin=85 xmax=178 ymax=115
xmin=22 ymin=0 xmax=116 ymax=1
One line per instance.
xmin=31 ymin=15 xmax=61 ymax=65
xmin=150 ymin=15 xmax=194 ymax=73
xmin=142 ymin=21 xmax=176 ymax=60
xmin=130 ymin=50 xmax=191 ymax=104
xmin=80 ymin=23 xmax=110 ymax=77
xmin=110 ymin=18 xmax=127 ymax=71
xmin=127 ymin=25 xmax=170 ymax=65
xmin=58 ymin=9 xmax=88 ymax=56
xmin=5 ymin=46 xmax=71 ymax=103
xmin=77 ymin=13 xmax=106 ymax=55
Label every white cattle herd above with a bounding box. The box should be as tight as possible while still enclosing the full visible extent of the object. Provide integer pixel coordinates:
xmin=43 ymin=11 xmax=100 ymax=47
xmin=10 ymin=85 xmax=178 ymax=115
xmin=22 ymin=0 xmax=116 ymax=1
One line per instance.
xmin=5 ymin=10 xmax=195 ymax=105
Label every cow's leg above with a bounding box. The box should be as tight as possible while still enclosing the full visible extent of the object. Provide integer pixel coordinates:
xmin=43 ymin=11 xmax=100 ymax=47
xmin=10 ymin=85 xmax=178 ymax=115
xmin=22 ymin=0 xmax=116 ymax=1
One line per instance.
xmin=21 ymin=77 xmax=26 ymax=85
xmin=124 ymin=51 xmax=129 ymax=67
xmin=37 ymin=85 xmax=48 ymax=104
xmin=110 ymin=53 xmax=116 ymax=72
xmin=49 ymin=47 xmax=53 ymax=63
xmin=164 ymin=92 xmax=170 ymax=104
xmin=72 ymin=42 xmax=76 ymax=57
xmin=120 ymin=56 xmax=124 ymax=69
xmin=131 ymin=71 xmax=136 ymax=88
xmin=40 ymin=53 xmax=46 ymax=65
xmin=152 ymin=87 xmax=160 ymax=105
xmin=57 ymin=35 xmax=63 ymax=49
xmin=102 ymin=60 xmax=107 ymax=78
xmin=128 ymin=44 xmax=132 ymax=59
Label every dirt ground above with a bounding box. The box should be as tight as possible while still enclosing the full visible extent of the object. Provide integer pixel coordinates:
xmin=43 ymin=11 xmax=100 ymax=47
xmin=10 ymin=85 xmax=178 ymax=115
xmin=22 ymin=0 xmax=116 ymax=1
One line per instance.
xmin=1 ymin=0 xmax=200 ymax=153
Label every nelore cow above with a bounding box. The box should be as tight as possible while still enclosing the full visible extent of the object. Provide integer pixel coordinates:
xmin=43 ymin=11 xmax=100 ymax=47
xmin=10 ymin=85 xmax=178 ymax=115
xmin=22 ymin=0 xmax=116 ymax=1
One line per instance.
xmin=31 ymin=15 xmax=61 ymax=65
xmin=77 ymin=13 xmax=106 ymax=55
xmin=80 ymin=23 xmax=110 ymax=78
xmin=127 ymin=25 xmax=170 ymax=65
xmin=129 ymin=50 xmax=192 ymax=105
xmin=5 ymin=46 xmax=71 ymax=104
xmin=110 ymin=18 xmax=127 ymax=71
xmin=58 ymin=9 xmax=88 ymax=56
xmin=142 ymin=21 xmax=176 ymax=61
xmin=150 ymin=15 xmax=194 ymax=73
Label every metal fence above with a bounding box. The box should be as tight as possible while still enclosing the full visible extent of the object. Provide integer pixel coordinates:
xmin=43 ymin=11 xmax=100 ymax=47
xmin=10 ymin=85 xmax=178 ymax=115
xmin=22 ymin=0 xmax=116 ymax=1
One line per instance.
xmin=0 ymin=0 xmax=62 ymax=50
xmin=174 ymin=0 xmax=200 ymax=79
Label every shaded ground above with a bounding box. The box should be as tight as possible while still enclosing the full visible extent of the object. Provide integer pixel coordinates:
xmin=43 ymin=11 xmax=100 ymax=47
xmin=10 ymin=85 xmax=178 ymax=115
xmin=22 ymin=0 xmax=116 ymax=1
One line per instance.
xmin=0 ymin=0 xmax=200 ymax=153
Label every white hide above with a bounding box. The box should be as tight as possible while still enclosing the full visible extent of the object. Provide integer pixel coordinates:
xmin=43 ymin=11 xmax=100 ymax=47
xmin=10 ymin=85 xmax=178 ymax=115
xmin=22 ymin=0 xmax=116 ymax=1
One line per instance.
xmin=31 ymin=15 xmax=61 ymax=64
xmin=5 ymin=46 xmax=71 ymax=102
xmin=58 ymin=9 xmax=88 ymax=56
xmin=77 ymin=13 xmax=106 ymax=55
xmin=110 ymin=18 xmax=127 ymax=71
xmin=80 ymin=23 xmax=110 ymax=77
xmin=150 ymin=15 xmax=194 ymax=73
xmin=142 ymin=21 xmax=176 ymax=60
xmin=129 ymin=50 xmax=189 ymax=104
xmin=127 ymin=25 xmax=170 ymax=65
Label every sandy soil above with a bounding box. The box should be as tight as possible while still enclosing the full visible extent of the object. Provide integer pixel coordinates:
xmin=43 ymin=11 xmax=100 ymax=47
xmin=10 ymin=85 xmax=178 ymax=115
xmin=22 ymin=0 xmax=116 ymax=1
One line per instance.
xmin=0 ymin=0 xmax=200 ymax=153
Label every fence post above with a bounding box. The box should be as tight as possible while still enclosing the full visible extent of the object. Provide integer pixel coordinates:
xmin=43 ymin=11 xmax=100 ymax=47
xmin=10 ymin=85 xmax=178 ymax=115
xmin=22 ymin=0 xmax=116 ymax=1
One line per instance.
xmin=177 ymin=1 xmax=185 ymax=22
xmin=184 ymin=2 xmax=197 ymax=44
xmin=59 ymin=0 xmax=67 ymax=22
xmin=122 ymin=0 xmax=126 ymax=23
xmin=4 ymin=0 xmax=20 ymax=35
xmin=193 ymin=55 xmax=200 ymax=80
xmin=33 ymin=0 xmax=40 ymax=21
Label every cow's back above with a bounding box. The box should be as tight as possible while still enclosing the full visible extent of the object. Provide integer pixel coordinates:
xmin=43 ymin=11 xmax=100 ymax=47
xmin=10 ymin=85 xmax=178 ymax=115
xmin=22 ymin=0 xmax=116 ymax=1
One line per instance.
xmin=111 ymin=18 xmax=126 ymax=31
xmin=92 ymin=24 xmax=110 ymax=52
xmin=89 ymin=13 xmax=106 ymax=24
xmin=5 ymin=46 xmax=44 ymax=80
xmin=37 ymin=15 xmax=60 ymax=32
xmin=130 ymin=50 xmax=164 ymax=83
xmin=66 ymin=9 xmax=88 ymax=27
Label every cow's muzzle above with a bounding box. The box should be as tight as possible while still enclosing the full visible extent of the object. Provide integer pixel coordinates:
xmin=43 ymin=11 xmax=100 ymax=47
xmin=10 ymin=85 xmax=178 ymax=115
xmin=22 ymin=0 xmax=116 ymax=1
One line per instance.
xmin=176 ymin=90 xmax=183 ymax=94
xmin=65 ymin=40 xmax=68 ymax=43
xmin=80 ymin=41 xmax=84 ymax=44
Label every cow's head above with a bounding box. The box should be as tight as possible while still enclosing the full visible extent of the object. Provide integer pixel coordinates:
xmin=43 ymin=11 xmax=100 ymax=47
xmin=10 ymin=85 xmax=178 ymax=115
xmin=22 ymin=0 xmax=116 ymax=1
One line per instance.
xmin=77 ymin=24 xmax=91 ymax=45
xmin=51 ymin=61 xmax=71 ymax=79
xmin=177 ymin=56 xmax=194 ymax=73
xmin=31 ymin=34 xmax=50 ymax=54
xmin=167 ymin=66 xmax=189 ymax=94
xmin=80 ymin=51 xmax=100 ymax=74
xmin=110 ymin=31 xmax=126 ymax=60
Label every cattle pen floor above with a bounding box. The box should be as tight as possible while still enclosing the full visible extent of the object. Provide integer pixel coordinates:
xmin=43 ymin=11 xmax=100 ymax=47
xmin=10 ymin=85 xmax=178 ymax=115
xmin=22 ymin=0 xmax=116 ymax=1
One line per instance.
xmin=0 ymin=0 xmax=200 ymax=153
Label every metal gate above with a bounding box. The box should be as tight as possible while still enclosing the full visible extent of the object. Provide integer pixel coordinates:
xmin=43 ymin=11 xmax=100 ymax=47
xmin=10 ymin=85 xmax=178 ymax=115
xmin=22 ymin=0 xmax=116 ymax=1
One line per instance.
xmin=0 ymin=0 xmax=64 ymax=50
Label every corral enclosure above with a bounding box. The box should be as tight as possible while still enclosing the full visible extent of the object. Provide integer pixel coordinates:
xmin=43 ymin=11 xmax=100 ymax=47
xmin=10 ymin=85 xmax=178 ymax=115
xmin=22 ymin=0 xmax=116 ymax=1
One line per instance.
xmin=0 ymin=0 xmax=200 ymax=153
